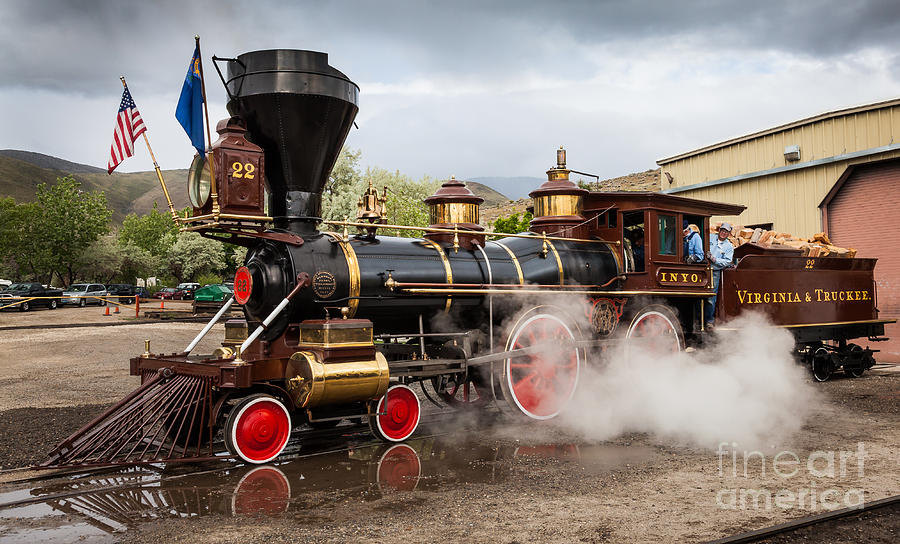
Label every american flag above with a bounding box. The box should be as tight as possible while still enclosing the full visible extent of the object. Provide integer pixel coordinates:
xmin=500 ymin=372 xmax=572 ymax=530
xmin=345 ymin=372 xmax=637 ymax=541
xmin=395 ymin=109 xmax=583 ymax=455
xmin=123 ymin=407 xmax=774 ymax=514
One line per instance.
xmin=107 ymin=84 xmax=146 ymax=174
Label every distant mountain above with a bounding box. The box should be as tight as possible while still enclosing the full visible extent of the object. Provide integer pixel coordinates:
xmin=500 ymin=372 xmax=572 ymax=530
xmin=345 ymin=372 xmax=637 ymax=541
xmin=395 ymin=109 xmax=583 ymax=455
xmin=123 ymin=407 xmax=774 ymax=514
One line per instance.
xmin=0 ymin=150 xmax=106 ymax=174
xmin=465 ymin=181 xmax=510 ymax=207
xmin=469 ymin=176 xmax=544 ymax=200
xmin=0 ymin=151 xmax=189 ymax=223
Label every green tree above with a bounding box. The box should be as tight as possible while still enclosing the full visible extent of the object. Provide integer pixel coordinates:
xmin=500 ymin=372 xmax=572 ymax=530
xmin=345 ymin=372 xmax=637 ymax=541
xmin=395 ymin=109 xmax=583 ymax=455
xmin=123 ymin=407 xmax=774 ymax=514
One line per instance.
xmin=492 ymin=211 xmax=533 ymax=234
xmin=324 ymin=147 xmax=363 ymax=196
xmin=117 ymin=240 xmax=160 ymax=284
xmin=35 ymin=176 xmax=112 ymax=285
xmin=321 ymin=147 xmax=364 ymax=223
xmin=118 ymin=203 xmax=179 ymax=258
xmin=166 ymin=232 xmax=226 ymax=283
xmin=0 ymin=198 xmax=49 ymax=281
xmin=369 ymin=168 xmax=439 ymax=237
xmin=80 ymin=235 xmax=124 ymax=283
xmin=320 ymin=149 xmax=441 ymax=238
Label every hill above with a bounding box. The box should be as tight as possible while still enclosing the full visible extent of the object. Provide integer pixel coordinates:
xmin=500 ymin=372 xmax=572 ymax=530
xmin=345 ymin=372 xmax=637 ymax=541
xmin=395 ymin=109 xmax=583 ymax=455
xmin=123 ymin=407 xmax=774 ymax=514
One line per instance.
xmin=0 ymin=152 xmax=189 ymax=223
xmin=469 ymin=176 xmax=543 ymax=200
xmin=465 ymin=181 xmax=510 ymax=207
xmin=0 ymin=150 xmax=106 ymax=174
xmin=480 ymin=168 xmax=661 ymax=226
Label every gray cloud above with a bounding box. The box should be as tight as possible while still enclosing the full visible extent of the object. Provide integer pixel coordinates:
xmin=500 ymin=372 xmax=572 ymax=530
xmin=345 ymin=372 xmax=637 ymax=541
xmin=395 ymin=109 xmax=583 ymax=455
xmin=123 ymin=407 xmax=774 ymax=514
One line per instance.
xmin=2 ymin=0 xmax=900 ymax=179
xmin=5 ymin=0 xmax=900 ymax=94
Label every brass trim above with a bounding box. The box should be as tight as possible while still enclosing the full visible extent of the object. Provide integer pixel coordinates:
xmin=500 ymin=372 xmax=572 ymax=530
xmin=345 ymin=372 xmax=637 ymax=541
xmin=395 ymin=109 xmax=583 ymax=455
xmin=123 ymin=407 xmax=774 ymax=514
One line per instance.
xmin=423 ymin=238 xmax=453 ymax=312
xmin=430 ymin=202 xmax=480 ymax=225
xmin=324 ymin=232 xmax=361 ymax=317
xmin=714 ymin=318 xmax=896 ymax=332
xmin=492 ymin=241 xmax=524 ymax=285
xmin=779 ymin=318 xmax=895 ymax=329
xmin=400 ymin=288 xmax=715 ymax=297
xmin=321 ymin=219 xmax=618 ymax=245
xmin=533 ymin=194 xmax=583 ymax=217
xmin=544 ymin=238 xmax=564 ymax=285
xmin=606 ymin=242 xmax=623 ymax=275
xmin=299 ymin=325 xmax=374 ymax=347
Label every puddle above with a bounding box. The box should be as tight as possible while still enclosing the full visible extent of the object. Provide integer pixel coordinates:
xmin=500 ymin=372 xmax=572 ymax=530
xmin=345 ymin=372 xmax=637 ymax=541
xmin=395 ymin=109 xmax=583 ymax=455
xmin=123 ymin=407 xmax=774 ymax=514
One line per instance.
xmin=0 ymin=432 xmax=657 ymax=541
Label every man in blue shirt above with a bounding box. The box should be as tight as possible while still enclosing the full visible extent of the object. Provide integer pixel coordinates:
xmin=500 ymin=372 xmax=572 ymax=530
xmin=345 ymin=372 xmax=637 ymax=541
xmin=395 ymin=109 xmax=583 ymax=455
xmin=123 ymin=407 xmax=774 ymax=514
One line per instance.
xmin=683 ymin=221 xmax=704 ymax=263
xmin=705 ymin=222 xmax=734 ymax=327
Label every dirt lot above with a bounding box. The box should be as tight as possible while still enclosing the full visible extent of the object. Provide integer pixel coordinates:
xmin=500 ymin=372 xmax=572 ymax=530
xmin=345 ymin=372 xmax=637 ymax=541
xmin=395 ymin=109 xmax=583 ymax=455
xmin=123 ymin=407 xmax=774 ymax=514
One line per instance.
xmin=0 ymin=307 xmax=898 ymax=543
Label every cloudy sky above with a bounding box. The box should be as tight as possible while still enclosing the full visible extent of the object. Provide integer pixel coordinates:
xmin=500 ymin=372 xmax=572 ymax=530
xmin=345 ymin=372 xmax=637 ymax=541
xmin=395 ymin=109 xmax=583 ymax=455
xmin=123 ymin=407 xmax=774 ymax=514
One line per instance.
xmin=3 ymin=0 xmax=900 ymax=184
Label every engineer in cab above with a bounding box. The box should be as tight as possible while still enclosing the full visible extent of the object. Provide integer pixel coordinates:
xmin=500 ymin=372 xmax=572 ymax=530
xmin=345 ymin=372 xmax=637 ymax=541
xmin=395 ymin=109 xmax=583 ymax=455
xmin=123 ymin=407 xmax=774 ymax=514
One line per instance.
xmin=705 ymin=223 xmax=734 ymax=328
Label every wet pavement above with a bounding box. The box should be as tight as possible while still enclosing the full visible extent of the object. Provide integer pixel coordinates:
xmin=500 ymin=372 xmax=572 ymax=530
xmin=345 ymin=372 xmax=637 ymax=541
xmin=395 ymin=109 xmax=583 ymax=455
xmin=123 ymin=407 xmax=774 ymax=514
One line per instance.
xmin=0 ymin=419 xmax=657 ymax=543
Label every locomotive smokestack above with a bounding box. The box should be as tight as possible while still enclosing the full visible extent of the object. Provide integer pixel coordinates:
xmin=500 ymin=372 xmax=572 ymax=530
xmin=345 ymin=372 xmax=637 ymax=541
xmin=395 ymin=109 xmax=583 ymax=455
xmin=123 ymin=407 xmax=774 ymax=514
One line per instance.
xmin=225 ymin=50 xmax=359 ymax=233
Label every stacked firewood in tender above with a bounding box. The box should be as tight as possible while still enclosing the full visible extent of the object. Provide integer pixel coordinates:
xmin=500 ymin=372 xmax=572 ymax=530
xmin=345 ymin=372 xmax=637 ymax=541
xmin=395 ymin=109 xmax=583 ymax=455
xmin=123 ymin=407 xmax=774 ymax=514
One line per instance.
xmin=710 ymin=223 xmax=857 ymax=258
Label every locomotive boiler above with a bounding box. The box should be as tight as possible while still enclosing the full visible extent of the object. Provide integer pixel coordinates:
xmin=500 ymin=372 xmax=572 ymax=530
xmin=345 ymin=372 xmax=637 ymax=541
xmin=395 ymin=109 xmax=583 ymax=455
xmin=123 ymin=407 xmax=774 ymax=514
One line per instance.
xmin=42 ymin=48 xmax=893 ymax=469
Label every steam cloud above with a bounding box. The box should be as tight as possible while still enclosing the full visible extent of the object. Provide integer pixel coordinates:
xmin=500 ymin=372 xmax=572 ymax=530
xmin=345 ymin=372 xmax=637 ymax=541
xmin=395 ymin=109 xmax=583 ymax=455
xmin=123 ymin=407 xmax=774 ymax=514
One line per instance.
xmin=559 ymin=311 xmax=820 ymax=450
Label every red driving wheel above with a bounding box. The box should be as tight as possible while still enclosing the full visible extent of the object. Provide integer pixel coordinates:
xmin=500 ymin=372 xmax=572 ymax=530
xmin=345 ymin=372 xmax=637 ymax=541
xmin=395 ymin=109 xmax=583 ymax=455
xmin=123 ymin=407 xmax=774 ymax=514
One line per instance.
xmin=502 ymin=307 xmax=581 ymax=420
xmin=624 ymin=305 xmax=683 ymax=356
xmin=225 ymin=395 xmax=292 ymax=464
xmin=370 ymin=384 xmax=421 ymax=442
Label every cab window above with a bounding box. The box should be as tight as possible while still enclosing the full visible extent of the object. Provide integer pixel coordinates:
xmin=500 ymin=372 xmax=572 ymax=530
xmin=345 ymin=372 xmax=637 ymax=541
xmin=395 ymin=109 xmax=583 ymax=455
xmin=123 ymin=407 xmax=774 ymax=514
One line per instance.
xmin=622 ymin=211 xmax=646 ymax=272
xmin=658 ymin=214 xmax=676 ymax=255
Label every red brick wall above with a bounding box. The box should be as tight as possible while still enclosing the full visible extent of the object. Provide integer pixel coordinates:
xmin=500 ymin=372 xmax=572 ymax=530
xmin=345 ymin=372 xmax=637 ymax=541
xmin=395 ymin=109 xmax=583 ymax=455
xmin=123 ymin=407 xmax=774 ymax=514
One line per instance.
xmin=827 ymin=161 xmax=900 ymax=362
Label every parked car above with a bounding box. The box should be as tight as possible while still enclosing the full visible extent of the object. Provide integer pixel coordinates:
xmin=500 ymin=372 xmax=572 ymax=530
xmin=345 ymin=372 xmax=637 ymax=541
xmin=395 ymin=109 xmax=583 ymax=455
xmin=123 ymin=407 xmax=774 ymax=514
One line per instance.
xmin=0 ymin=282 xmax=63 ymax=311
xmin=193 ymin=284 xmax=233 ymax=302
xmin=156 ymin=287 xmax=178 ymax=300
xmin=62 ymin=283 xmax=108 ymax=307
xmin=175 ymin=282 xmax=201 ymax=300
xmin=134 ymin=286 xmax=151 ymax=300
xmin=106 ymin=284 xmax=136 ymax=304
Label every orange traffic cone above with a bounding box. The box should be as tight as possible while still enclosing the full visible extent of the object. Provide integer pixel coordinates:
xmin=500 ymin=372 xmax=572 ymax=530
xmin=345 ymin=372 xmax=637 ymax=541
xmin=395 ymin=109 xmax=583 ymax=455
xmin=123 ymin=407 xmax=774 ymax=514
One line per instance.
xmin=114 ymin=304 xmax=120 ymax=314
xmin=104 ymin=305 xmax=110 ymax=316
xmin=160 ymin=300 xmax=165 ymax=309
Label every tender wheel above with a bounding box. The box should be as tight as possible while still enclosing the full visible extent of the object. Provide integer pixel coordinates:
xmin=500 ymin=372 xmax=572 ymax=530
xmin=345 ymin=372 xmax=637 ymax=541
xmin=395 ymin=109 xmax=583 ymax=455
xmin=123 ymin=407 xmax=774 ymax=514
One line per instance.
xmin=500 ymin=305 xmax=582 ymax=420
xmin=19 ymin=301 xmax=30 ymax=312
xmin=49 ymin=299 xmax=57 ymax=310
xmin=79 ymin=298 xmax=86 ymax=308
xmin=624 ymin=304 xmax=684 ymax=356
xmin=812 ymin=347 xmax=833 ymax=382
xmin=370 ymin=384 xmax=421 ymax=442
xmin=225 ymin=394 xmax=292 ymax=464
xmin=843 ymin=344 xmax=867 ymax=378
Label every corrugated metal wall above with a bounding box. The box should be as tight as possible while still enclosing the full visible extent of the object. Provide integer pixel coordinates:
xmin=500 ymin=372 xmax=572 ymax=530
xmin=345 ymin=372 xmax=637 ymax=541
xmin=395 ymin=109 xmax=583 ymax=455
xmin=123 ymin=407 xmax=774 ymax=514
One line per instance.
xmin=659 ymin=102 xmax=900 ymax=236
xmin=826 ymin=161 xmax=900 ymax=362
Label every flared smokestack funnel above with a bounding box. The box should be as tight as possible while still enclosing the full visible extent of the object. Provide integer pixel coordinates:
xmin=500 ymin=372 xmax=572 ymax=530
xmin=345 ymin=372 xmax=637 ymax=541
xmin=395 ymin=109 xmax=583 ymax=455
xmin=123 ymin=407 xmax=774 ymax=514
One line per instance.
xmin=225 ymin=50 xmax=359 ymax=232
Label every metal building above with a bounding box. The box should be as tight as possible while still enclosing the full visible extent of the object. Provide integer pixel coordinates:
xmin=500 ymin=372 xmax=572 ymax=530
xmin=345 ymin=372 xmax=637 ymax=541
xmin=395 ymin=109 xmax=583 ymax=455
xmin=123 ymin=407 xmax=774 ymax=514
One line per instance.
xmin=656 ymin=98 xmax=900 ymax=361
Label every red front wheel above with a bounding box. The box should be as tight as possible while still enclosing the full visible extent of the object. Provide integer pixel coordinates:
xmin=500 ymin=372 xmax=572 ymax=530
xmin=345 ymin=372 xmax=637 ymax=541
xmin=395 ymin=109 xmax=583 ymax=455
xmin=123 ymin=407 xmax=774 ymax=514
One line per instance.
xmin=225 ymin=394 xmax=292 ymax=464
xmin=370 ymin=384 xmax=421 ymax=442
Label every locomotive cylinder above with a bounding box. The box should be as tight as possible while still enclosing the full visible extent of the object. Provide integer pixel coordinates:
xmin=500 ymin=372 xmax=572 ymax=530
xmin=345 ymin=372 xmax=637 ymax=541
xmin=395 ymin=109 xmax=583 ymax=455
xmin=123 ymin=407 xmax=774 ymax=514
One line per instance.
xmin=286 ymin=351 xmax=390 ymax=408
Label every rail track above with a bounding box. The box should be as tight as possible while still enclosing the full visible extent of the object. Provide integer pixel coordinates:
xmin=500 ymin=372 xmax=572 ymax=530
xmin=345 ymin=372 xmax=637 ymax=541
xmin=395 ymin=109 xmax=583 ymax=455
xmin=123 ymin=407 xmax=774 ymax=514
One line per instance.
xmin=707 ymin=493 xmax=900 ymax=543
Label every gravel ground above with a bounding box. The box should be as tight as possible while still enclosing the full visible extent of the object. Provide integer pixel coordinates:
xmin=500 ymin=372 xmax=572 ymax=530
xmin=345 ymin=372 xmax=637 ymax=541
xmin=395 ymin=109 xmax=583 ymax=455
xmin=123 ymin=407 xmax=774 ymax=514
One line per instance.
xmin=0 ymin=308 xmax=898 ymax=543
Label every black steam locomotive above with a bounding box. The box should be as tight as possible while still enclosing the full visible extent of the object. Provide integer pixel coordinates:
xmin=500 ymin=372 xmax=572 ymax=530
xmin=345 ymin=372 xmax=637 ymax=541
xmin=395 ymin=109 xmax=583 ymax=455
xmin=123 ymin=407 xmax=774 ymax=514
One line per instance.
xmin=43 ymin=49 xmax=890 ymax=468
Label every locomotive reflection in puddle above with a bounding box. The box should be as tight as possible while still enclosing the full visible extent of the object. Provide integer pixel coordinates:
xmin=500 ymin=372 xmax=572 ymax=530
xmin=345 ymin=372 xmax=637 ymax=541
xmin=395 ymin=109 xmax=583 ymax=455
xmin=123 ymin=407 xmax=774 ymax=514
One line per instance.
xmin=25 ymin=438 xmax=654 ymax=533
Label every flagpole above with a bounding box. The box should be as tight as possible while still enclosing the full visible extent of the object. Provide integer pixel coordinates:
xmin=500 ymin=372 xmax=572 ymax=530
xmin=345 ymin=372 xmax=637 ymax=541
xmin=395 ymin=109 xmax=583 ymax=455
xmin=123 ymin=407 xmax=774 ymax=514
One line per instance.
xmin=120 ymin=76 xmax=181 ymax=226
xmin=194 ymin=35 xmax=220 ymax=217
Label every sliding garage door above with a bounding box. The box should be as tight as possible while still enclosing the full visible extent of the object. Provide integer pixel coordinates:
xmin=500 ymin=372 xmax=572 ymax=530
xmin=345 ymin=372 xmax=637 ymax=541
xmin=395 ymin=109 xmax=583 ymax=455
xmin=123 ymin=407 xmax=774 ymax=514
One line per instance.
xmin=827 ymin=160 xmax=900 ymax=362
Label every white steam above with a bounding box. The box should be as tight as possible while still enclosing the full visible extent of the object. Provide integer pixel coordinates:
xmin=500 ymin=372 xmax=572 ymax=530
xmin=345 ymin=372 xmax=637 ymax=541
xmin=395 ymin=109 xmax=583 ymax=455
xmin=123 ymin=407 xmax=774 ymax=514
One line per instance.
xmin=560 ymin=312 xmax=820 ymax=450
